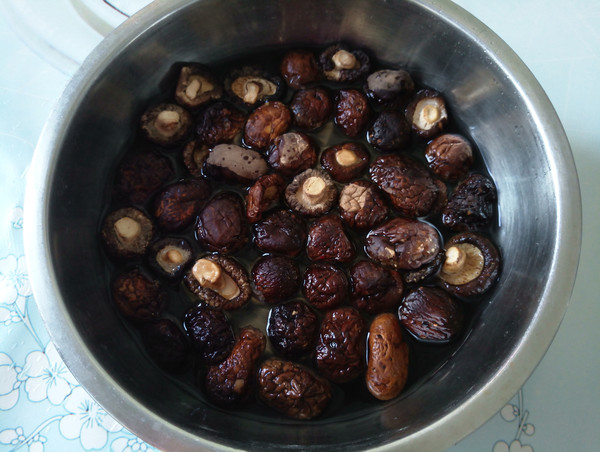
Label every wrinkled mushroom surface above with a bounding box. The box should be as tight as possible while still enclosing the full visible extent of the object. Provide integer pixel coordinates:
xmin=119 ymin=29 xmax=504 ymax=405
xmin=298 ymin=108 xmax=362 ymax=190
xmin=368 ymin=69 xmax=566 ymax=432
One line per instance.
xmin=245 ymin=173 xmax=286 ymax=223
xmin=195 ymin=101 xmax=246 ymax=147
xmin=112 ymin=268 xmax=167 ymax=322
xmin=196 ymin=192 xmax=249 ymax=254
xmin=153 ymin=179 xmax=210 ymax=232
xmin=267 ymin=132 xmax=317 ymax=177
xmin=442 ymin=173 xmax=497 ymax=231
xmin=338 ymin=180 xmax=389 ymax=230
xmin=184 ymin=254 xmax=251 ymax=310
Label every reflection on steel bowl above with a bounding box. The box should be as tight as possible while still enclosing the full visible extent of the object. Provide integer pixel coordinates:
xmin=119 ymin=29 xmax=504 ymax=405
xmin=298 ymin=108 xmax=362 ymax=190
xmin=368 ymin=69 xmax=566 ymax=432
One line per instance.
xmin=24 ymin=0 xmax=581 ymax=450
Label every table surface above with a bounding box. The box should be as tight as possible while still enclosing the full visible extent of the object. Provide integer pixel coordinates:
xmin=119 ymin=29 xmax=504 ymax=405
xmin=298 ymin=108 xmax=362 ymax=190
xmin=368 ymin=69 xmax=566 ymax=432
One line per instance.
xmin=0 ymin=1 xmax=598 ymax=451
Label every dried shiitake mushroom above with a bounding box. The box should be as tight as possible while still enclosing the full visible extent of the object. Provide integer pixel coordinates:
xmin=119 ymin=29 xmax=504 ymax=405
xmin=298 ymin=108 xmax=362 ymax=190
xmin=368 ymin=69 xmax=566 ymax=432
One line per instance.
xmin=147 ymin=237 xmax=193 ymax=280
xmin=203 ymin=144 xmax=268 ymax=185
xmin=306 ymin=214 xmax=355 ymax=263
xmin=280 ymin=49 xmax=320 ymax=89
xmin=112 ymin=268 xmax=167 ymax=322
xmin=225 ymin=66 xmax=284 ymax=106
xmin=243 ymin=101 xmax=292 ymax=150
xmin=267 ymin=132 xmax=317 ymax=177
xmin=406 ymin=89 xmax=448 ymax=139
xmin=320 ymin=142 xmax=370 ymax=183
xmin=365 ymin=217 xmax=442 ymax=271
xmin=442 ymin=173 xmax=497 ymax=231
xmin=174 ymin=64 xmax=222 ymax=109
xmin=251 ymin=255 xmax=301 ymax=304
xmin=364 ymin=69 xmax=414 ymax=105
xmin=196 ymin=192 xmax=249 ymax=254
xmin=439 ymin=232 xmax=500 ymax=298
xmin=141 ymin=319 xmax=190 ymax=374
xmin=152 ymin=179 xmax=211 ymax=232
xmin=195 ymin=101 xmax=246 ymax=147
xmin=370 ymin=154 xmax=447 ymax=218
xmin=425 ymin=133 xmax=474 ymax=182
xmin=334 ymin=89 xmax=371 ymax=138
xmin=183 ymin=304 xmax=235 ymax=364
xmin=257 ymin=358 xmax=331 ymax=420
xmin=245 ymin=173 xmax=286 ymax=223
xmin=140 ymin=103 xmax=193 ymax=147
xmin=338 ymin=180 xmax=389 ymax=230
xmin=398 ymin=286 xmax=464 ymax=343
xmin=266 ymin=300 xmax=319 ymax=358
xmin=366 ymin=110 xmax=412 ymax=152
xmin=349 ymin=260 xmax=404 ymax=314
xmin=184 ymin=254 xmax=251 ymax=310
xmin=253 ymin=209 xmax=306 ymax=257
xmin=113 ymin=151 xmax=174 ymax=205
xmin=285 ymin=168 xmax=337 ymax=217
xmin=302 ymin=263 xmax=349 ymax=311
xmin=290 ymin=87 xmax=332 ymax=130
xmin=101 ymin=207 xmax=154 ymax=259
xmin=182 ymin=139 xmax=210 ymax=178
xmin=319 ymin=44 xmax=370 ymax=82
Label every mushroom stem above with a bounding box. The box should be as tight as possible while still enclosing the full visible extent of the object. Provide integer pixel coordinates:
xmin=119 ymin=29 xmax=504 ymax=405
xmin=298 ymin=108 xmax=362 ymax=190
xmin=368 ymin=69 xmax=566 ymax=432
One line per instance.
xmin=243 ymin=81 xmax=261 ymax=104
xmin=335 ymin=149 xmax=359 ymax=167
xmin=114 ymin=217 xmax=141 ymax=242
xmin=332 ymin=50 xmax=358 ymax=70
xmin=422 ymin=104 xmax=440 ymax=123
xmin=301 ymin=176 xmax=326 ymax=203
xmin=192 ymin=258 xmax=240 ymax=300
xmin=156 ymin=110 xmax=181 ymax=135
xmin=442 ymin=245 xmax=466 ymax=274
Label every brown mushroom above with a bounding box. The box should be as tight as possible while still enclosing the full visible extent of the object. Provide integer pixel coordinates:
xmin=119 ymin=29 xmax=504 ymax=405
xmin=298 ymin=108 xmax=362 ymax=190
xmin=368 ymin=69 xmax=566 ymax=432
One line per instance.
xmin=174 ymin=64 xmax=222 ymax=109
xmin=184 ymin=254 xmax=251 ymax=310
xmin=112 ymin=268 xmax=167 ymax=322
xmin=319 ymin=44 xmax=370 ymax=82
xmin=243 ymin=101 xmax=292 ymax=150
xmin=253 ymin=209 xmax=306 ymax=257
xmin=338 ymin=180 xmax=389 ymax=230
xmin=152 ymin=179 xmax=211 ymax=232
xmin=284 ymin=168 xmax=337 ymax=217
xmin=442 ymin=173 xmax=497 ymax=231
xmin=140 ymin=103 xmax=193 ymax=147
xmin=195 ymin=101 xmax=246 ymax=147
xmin=226 ymin=66 xmax=284 ymax=106
xmin=405 ymin=89 xmax=448 ymax=139
xmin=182 ymin=139 xmax=210 ymax=178
xmin=251 ymin=255 xmax=301 ymax=304
xmin=267 ymin=132 xmax=317 ymax=177
xmin=280 ymin=49 xmax=320 ymax=89
xmin=203 ymin=144 xmax=268 ymax=185
xmin=320 ymin=142 xmax=370 ymax=183
xmin=425 ymin=134 xmax=474 ymax=182
xmin=101 ymin=207 xmax=154 ymax=259
xmin=196 ymin=192 xmax=249 ymax=254
xmin=290 ymin=87 xmax=332 ymax=130
xmin=147 ymin=237 xmax=193 ymax=279
xmin=306 ymin=214 xmax=355 ymax=263
xmin=439 ymin=232 xmax=500 ymax=298
xmin=245 ymin=173 xmax=286 ymax=223
xmin=363 ymin=69 xmax=414 ymax=105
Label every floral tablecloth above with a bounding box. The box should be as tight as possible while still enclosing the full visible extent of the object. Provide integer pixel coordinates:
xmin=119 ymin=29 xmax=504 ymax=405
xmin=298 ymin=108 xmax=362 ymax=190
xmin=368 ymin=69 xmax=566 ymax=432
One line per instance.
xmin=1 ymin=0 xmax=599 ymax=451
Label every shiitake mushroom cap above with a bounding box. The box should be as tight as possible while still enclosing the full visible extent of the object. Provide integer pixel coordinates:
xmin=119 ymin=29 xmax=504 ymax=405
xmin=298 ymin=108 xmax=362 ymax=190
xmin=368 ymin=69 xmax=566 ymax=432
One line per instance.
xmin=101 ymin=207 xmax=154 ymax=259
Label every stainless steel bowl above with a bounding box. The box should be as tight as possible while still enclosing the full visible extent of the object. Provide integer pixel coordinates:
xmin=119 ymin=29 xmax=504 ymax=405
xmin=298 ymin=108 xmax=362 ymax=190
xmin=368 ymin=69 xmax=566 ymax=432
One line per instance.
xmin=24 ymin=0 xmax=581 ymax=450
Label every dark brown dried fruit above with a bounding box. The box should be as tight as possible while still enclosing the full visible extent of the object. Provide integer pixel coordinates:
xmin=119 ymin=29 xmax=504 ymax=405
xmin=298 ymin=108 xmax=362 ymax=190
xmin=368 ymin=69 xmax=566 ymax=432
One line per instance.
xmin=302 ymin=263 xmax=349 ymax=311
xmin=370 ymin=154 xmax=446 ymax=217
xmin=364 ymin=69 xmax=414 ymax=106
xmin=243 ymin=101 xmax=292 ymax=150
xmin=320 ymin=142 xmax=370 ymax=183
xmin=334 ymin=89 xmax=371 ymax=138
xmin=315 ymin=307 xmax=366 ymax=383
xmin=183 ymin=304 xmax=235 ymax=364
xmin=203 ymin=144 xmax=268 ymax=185
xmin=398 ymin=286 xmax=463 ymax=343
xmin=253 ymin=209 xmax=306 ymax=257
xmin=338 ymin=180 xmax=389 ymax=230
xmin=112 ymin=268 xmax=167 ymax=322
xmin=257 ymin=358 xmax=331 ymax=419
xmin=366 ymin=110 xmax=411 ymax=152
xmin=280 ymin=49 xmax=320 ymax=89
xmin=306 ymin=214 xmax=355 ymax=263
xmin=406 ymin=89 xmax=448 ymax=139
xmin=245 ymin=173 xmax=286 ymax=223
xmin=113 ymin=151 xmax=174 ymax=205
xmin=195 ymin=102 xmax=246 ymax=147
xmin=319 ymin=44 xmax=370 ymax=82
xmin=251 ymin=255 xmax=301 ymax=304
xmin=267 ymin=300 xmax=319 ymax=358
xmin=439 ymin=232 xmax=500 ymax=298
xmin=174 ymin=64 xmax=222 ymax=109
xmin=142 ymin=319 xmax=189 ymax=373
xmin=225 ymin=66 xmax=284 ymax=106
xmin=349 ymin=260 xmax=404 ymax=314
xmin=442 ymin=174 xmax=497 ymax=231
xmin=285 ymin=168 xmax=337 ymax=217
xmin=204 ymin=326 xmax=266 ymax=405
xmin=290 ymin=87 xmax=332 ymax=130
xmin=425 ymin=133 xmax=473 ymax=182
xmin=153 ymin=179 xmax=210 ymax=232
xmin=182 ymin=139 xmax=210 ymax=178
xmin=267 ymin=132 xmax=317 ymax=177
xmin=196 ymin=192 xmax=248 ymax=254
xmin=366 ymin=313 xmax=409 ymax=400
xmin=140 ymin=103 xmax=193 ymax=147
xmin=365 ymin=217 xmax=441 ymax=270
xmin=101 ymin=207 xmax=154 ymax=259
xmin=184 ymin=254 xmax=251 ymax=310
xmin=146 ymin=237 xmax=193 ymax=279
